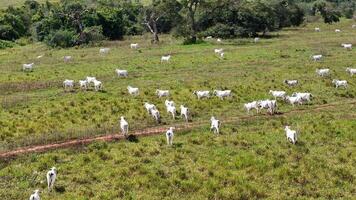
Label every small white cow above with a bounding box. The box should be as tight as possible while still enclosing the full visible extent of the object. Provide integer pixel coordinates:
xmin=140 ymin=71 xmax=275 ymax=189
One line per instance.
xmin=254 ymin=37 xmax=260 ymax=43
xmin=37 ymin=55 xmax=44 ymax=59
xmin=269 ymin=90 xmax=286 ymax=100
xmin=64 ymin=56 xmax=72 ymax=62
xmin=161 ymin=55 xmax=171 ymax=63
xmin=258 ymin=99 xmax=277 ymax=114
xmin=312 ymin=54 xmax=322 ymax=61
xmin=285 ymin=126 xmax=297 ymax=144
xmin=130 ymin=43 xmax=139 ymax=49
xmin=244 ymin=101 xmax=260 ymax=114
xmin=217 ymin=38 xmax=222 ymax=42
xmin=314 ymin=27 xmax=320 ymax=32
xmin=144 ymin=102 xmax=156 ymax=114
xmin=284 ymin=80 xmax=298 ymax=87
xmin=214 ymin=90 xmax=231 ymax=100
xmin=99 ymin=48 xmax=110 ymax=54
xmin=29 ymin=189 xmax=40 ymax=200
xmin=214 ymin=48 xmax=223 ymax=54
xmin=115 ymin=69 xmax=128 ymax=77
xmin=23 ymin=63 xmax=34 ymax=71
xmin=193 ymin=90 xmax=210 ymax=100
xmin=166 ymin=104 xmax=177 ymax=119
xmin=63 ymin=79 xmax=74 ymax=91
xmin=47 ymin=167 xmax=57 ymax=191
xmin=93 ymin=80 xmax=103 ymax=91
xmin=292 ymin=92 xmax=313 ymax=102
xmin=341 ymin=43 xmax=352 ymax=50
xmin=316 ymin=68 xmax=330 ymax=77
xmin=151 ymin=108 xmax=161 ymax=123
xmin=165 ymin=99 xmax=175 ymax=107
xmin=346 ymin=68 xmax=356 ymax=76
xmin=285 ymin=96 xmax=303 ymax=106
xmin=120 ymin=116 xmax=129 ymax=136
xmin=332 ymin=79 xmax=348 ymax=88
xmin=210 ymin=116 xmax=220 ymax=134
xmin=79 ymin=80 xmax=88 ymax=90
xmin=127 ymin=86 xmax=139 ymax=96
xmin=335 ymin=29 xmax=341 ymax=33
xmin=166 ymin=127 xmax=174 ymax=145
xmin=86 ymin=76 xmax=97 ymax=85
xmin=206 ymin=36 xmax=213 ymax=39
xmin=180 ymin=105 xmax=189 ymax=122
xmin=156 ymin=89 xmax=169 ymax=98
xmin=219 ymin=52 xmax=224 ymax=59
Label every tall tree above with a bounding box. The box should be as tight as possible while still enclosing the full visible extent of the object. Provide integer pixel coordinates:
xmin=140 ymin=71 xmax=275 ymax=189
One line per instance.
xmin=180 ymin=0 xmax=203 ymax=43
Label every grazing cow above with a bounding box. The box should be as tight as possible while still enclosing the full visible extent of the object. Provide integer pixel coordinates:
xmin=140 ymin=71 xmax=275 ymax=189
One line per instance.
xmin=346 ymin=68 xmax=356 ymax=76
xmin=64 ymin=56 xmax=72 ymax=62
xmin=244 ymin=101 xmax=260 ymax=114
xmin=206 ymin=36 xmax=213 ymax=39
xmin=127 ymin=86 xmax=139 ymax=96
xmin=144 ymin=103 xmax=156 ymax=114
xmin=284 ymin=80 xmax=298 ymax=87
xmin=79 ymin=80 xmax=88 ymax=90
xmin=314 ymin=27 xmax=320 ymax=32
xmin=29 ymin=190 xmax=40 ymax=200
xmin=23 ymin=63 xmax=34 ymax=71
xmin=285 ymin=126 xmax=297 ymax=144
xmin=130 ymin=43 xmax=139 ymax=49
xmin=120 ymin=116 xmax=129 ymax=136
xmin=254 ymin=37 xmax=260 ymax=43
xmin=151 ymin=109 xmax=161 ymax=123
xmin=193 ymin=90 xmax=210 ymax=100
xmin=214 ymin=48 xmax=223 ymax=54
xmin=86 ymin=76 xmax=97 ymax=85
xmin=180 ymin=105 xmax=189 ymax=122
xmin=93 ymin=80 xmax=103 ymax=91
xmin=316 ymin=68 xmax=330 ymax=77
xmin=47 ymin=167 xmax=57 ymax=191
xmin=161 ymin=55 xmax=171 ymax=63
xmin=285 ymin=96 xmax=303 ymax=106
xmin=99 ymin=48 xmax=110 ymax=54
xmin=312 ymin=54 xmax=322 ymax=61
xmin=213 ymin=90 xmax=231 ymax=100
xmin=115 ymin=69 xmax=128 ymax=77
xmin=156 ymin=89 xmax=169 ymax=98
xmin=352 ymin=25 xmax=356 ymax=29
xmin=63 ymin=79 xmax=74 ymax=91
xmin=258 ymin=99 xmax=277 ymax=114
xmin=269 ymin=90 xmax=286 ymax=100
xmin=37 ymin=55 xmax=44 ymax=59
xmin=292 ymin=92 xmax=313 ymax=102
xmin=166 ymin=105 xmax=177 ymax=119
xmin=210 ymin=116 xmax=220 ymax=134
xmin=341 ymin=43 xmax=352 ymax=50
xmin=166 ymin=127 xmax=174 ymax=145
xmin=332 ymin=79 xmax=348 ymax=88
xmin=219 ymin=52 xmax=225 ymax=59
xmin=217 ymin=38 xmax=222 ymax=42
xmin=335 ymin=29 xmax=341 ymax=33
xmin=165 ymin=100 xmax=175 ymax=107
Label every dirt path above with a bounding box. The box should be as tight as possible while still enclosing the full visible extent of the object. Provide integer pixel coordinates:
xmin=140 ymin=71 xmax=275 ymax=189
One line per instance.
xmin=1 ymin=100 xmax=355 ymax=159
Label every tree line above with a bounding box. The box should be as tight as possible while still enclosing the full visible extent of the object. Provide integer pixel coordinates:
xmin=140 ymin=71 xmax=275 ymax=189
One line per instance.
xmin=0 ymin=0 xmax=354 ymax=48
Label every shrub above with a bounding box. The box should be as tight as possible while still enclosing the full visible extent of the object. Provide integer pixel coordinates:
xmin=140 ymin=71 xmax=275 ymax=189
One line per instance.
xmin=0 ymin=25 xmax=19 ymax=41
xmin=78 ymin=26 xmax=105 ymax=45
xmin=45 ymin=29 xmax=78 ymax=48
xmin=0 ymin=39 xmax=14 ymax=49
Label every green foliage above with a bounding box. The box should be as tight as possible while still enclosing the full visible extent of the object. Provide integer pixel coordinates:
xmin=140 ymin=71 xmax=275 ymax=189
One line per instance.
xmin=45 ymin=29 xmax=78 ymax=48
xmin=97 ymin=7 xmax=125 ymax=40
xmin=312 ymin=0 xmax=341 ymax=23
xmin=0 ymin=38 xmax=14 ymax=48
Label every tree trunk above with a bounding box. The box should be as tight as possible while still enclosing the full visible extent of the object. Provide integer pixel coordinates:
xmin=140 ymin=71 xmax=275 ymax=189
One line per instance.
xmin=152 ymin=20 xmax=159 ymax=43
xmin=188 ymin=4 xmax=197 ymax=43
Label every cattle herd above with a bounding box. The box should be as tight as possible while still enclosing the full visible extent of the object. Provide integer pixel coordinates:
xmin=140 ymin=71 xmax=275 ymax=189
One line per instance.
xmin=23 ymin=26 xmax=355 ymax=200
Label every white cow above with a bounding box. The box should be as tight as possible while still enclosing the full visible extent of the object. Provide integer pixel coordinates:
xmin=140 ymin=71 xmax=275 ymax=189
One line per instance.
xmin=193 ymin=90 xmax=210 ymax=100
xmin=23 ymin=63 xmax=34 ymax=71
xmin=292 ymin=92 xmax=313 ymax=102
xmin=37 ymin=55 xmax=44 ymax=59
xmin=161 ymin=55 xmax=171 ymax=63
xmin=214 ymin=90 xmax=231 ymax=100
xmin=156 ymin=89 xmax=169 ymax=98
xmin=217 ymin=38 xmax=222 ymax=42
xmin=180 ymin=105 xmax=189 ymax=122
xmin=151 ymin=108 xmax=161 ymax=123
xmin=269 ymin=90 xmax=286 ymax=100
xmin=120 ymin=116 xmax=129 ymax=136
xmin=86 ymin=76 xmax=97 ymax=85
xmin=165 ymin=99 xmax=175 ymax=107
xmin=206 ymin=36 xmax=213 ymax=39
xmin=130 ymin=43 xmax=139 ymax=49
xmin=144 ymin=102 xmax=156 ymax=114
xmin=352 ymin=25 xmax=356 ymax=29
xmin=284 ymin=80 xmax=298 ymax=87
xmin=316 ymin=68 xmax=330 ymax=77
xmin=312 ymin=54 xmax=322 ymax=61
xmin=93 ymin=80 xmax=103 ymax=91
xmin=115 ymin=69 xmax=128 ymax=77
xmin=254 ymin=37 xmax=260 ymax=43
xmin=46 ymin=167 xmax=57 ymax=191
xmin=210 ymin=116 xmax=220 ymax=134
xmin=332 ymin=79 xmax=348 ymax=88
xmin=285 ymin=126 xmax=297 ymax=144
xmin=285 ymin=96 xmax=303 ymax=106
xmin=258 ymin=99 xmax=277 ymax=114
xmin=63 ymin=79 xmax=74 ymax=91
xmin=99 ymin=48 xmax=110 ymax=54
xmin=346 ymin=68 xmax=356 ymax=76
xmin=127 ymin=86 xmax=139 ymax=96
xmin=335 ymin=29 xmax=341 ymax=33
xmin=166 ymin=104 xmax=177 ymax=119
xmin=79 ymin=80 xmax=88 ymax=90
xmin=314 ymin=27 xmax=320 ymax=32
xmin=244 ymin=101 xmax=260 ymax=114
xmin=219 ymin=52 xmax=225 ymax=59
xmin=214 ymin=48 xmax=223 ymax=54
xmin=166 ymin=127 xmax=174 ymax=145
xmin=29 ymin=190 xmax=40 ymax=200
xmin=64 ymin=56 xmax=72 ymax=62
xmin=341 ymin=43 xmax=352 ymax=50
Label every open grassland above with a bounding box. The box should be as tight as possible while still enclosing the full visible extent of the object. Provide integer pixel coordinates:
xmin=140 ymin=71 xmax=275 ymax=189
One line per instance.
xmin=0 ymin=20 xmax=355 ymax=150
xmin=0 ymin=105 xmax=355 ymax=199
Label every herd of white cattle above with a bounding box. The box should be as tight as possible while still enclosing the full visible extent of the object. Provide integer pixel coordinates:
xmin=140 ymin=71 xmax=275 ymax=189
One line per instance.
xmin=25 ymin=25 xmax=355 ymax=199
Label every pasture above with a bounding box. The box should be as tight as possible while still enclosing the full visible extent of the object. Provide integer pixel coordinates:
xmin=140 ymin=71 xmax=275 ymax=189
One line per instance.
xmin=0 ymin=19 xmax=355 ymax=199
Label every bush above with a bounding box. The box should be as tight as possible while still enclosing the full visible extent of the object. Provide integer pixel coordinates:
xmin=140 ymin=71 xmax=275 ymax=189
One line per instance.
xmin=78 ymin=26 xmax=105 ymax=45
xmin=0 ymin=25 xmax=19 ymax=41
xmin=201 ymin=23 xmax=235 ymax=39
xmin=45 ymin=30 xmax=78 ymax=48
xmin=0 ymin=39 xmax=14 ymax=49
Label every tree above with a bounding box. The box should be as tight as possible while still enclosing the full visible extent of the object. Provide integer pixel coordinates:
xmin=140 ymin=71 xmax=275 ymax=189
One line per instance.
xmin=179 ymin=0 xmax=204 ymax=43
xmin=312 ymin=0 xmax=341 ymax=24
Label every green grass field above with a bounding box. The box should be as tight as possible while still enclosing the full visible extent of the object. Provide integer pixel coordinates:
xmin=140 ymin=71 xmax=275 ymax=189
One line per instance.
xmin=0 ymin=19 xmax=355 ymax=199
